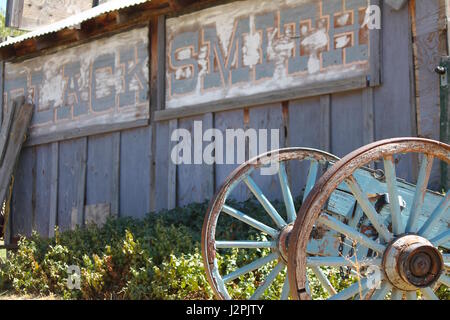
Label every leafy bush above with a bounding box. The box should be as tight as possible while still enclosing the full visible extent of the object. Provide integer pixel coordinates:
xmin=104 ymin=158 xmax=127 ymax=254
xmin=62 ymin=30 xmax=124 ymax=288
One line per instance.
xmin=0 ymin=202 xmax=210 ymax=300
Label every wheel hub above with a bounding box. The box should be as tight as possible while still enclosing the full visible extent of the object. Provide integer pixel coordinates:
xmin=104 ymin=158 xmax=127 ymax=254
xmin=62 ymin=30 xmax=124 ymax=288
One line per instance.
xmin=278 ymin=224 xmax=293 ymax=264
xmin=382 ymin=235 xmax=443 ymax=291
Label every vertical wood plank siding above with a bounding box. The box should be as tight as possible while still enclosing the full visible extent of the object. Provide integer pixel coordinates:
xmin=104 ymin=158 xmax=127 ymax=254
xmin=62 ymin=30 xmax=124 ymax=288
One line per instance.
xmin=373 ymin=3 xmax=417 ymax=182
xmin=86 ymin=134 xmax=115 ymax=209
xmin=248 ymin=103 xmax=285 ymax=202
xmin=287 ymin=96 xmax=325 ymax=199
xmin=11 ymin=148 xmax=35 ymax=238
xmin=57 ymin=138 xmax=86 ymax=232
xmin=120 ymin=127 xmax=152 ymax=218
xmin=35 ymin=144 xmax=52 ymax=236
xmin=5 ymin=2 xmax=443 ymax=240
xmin=413 ymin=0 xmax=446 ymax=188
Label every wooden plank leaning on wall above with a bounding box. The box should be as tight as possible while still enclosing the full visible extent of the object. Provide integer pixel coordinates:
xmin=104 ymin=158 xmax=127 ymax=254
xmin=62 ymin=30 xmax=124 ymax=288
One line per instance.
xmin=1 ymin=98 xmax=34 ymax=245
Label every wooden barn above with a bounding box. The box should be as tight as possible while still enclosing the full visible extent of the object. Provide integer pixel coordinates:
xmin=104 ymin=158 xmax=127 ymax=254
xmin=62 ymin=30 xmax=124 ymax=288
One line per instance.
xmin=0 ymin=0 xmax=448 ymax=244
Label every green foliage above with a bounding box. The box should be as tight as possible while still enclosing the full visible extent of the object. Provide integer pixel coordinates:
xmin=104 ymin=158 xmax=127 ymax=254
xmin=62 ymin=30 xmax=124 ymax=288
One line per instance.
xmin=149 ymin=249 xmax=213 ymax=300
xmin=435 ymin=283 xmax=450 ymax=300
xmin=0 ymin=202 xmax=232 ymax=299
xmin=307 ymin=267 xmax=359 ymax=300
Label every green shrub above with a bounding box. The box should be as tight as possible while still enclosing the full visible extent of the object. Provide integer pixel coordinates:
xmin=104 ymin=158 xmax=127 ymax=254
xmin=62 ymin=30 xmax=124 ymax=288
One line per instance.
xmin=149 ymin=249 xmax=213 ymax=300
xmin=0 ymin=201 xmax=267 ymax=300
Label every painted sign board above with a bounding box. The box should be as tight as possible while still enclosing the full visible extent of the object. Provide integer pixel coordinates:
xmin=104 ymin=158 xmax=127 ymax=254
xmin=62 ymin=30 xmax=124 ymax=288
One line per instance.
xmin=165 ymin=0 xmax=380 ymax=113
xmin=3 ymin=27 xmax=149 ymax=146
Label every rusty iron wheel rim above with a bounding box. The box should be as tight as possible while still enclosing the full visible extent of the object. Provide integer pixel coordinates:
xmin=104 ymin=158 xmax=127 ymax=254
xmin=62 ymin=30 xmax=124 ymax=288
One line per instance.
xmin=201 ymin=147 xmax=339 ymax=300
xmin=288 ymin=137 xmax=450 ymax=300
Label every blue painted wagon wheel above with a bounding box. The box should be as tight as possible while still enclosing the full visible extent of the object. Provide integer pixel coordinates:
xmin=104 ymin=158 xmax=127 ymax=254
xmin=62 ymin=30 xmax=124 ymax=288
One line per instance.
xmin=202 ymin=148 xmax=339 ymax=300
xmin=288 ymin=138 xmax=450 ymax=300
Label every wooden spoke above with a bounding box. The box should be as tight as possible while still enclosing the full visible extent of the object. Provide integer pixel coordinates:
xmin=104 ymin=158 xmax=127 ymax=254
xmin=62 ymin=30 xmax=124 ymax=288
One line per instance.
xmin=306 ymin=256 xmax=382 ymax=267
xmin=438 ymin=274 xmax=450 ymax=287
xmin=244 ymin=176 xmax=287 ymax=229
xmin=418 ymin=191 xmax=450 ymax=237
xmin=215 ymin=241 xmax=276 ymax=249
xmin=355 ymin=289 xmax=370 ymax=300
xmin=311 ymin=266 xmax=337 ymax=296
xmin=345 ymin=176 xmax=393 ymax=242
xmin=278 ymin=162 xmax=297 ymax=223
xmin=444 ymin=254 xmax=450 ymax=264
xmin=406 ymin=155 xmax=434 ymax=233
xmin=250 ymin=262 xmax=284 ymax=300
xmin=222 ymin=205 xmax=278 ymax=238
xmin=390 ymin=288 xmax=403 ymax=300
xmin=430 ymin=229 xmax=450 ymax=246
xmin=223 ymin=252 xmax=278 ymax=283
xmin=280 ymin=275 xmax=290 ymax=300
xmin=383 ymin=156 xmax=403 ymax=235
xmin=406 ymin=291 xmax=417 ymax=300
xmin=420 ymin=287 xmax=439 ymax=300
xmin=370 ymin=281 xmax=392 ymax=300
xmin=303 ymin=160 xmax=319 ymax=202
xmin=328 ymin=279 xmax=368 ymax=300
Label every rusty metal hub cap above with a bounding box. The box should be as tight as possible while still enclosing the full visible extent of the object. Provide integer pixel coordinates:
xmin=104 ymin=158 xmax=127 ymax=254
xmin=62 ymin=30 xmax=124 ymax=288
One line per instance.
xmin=383 ymin=235 xmax=443 ymax=291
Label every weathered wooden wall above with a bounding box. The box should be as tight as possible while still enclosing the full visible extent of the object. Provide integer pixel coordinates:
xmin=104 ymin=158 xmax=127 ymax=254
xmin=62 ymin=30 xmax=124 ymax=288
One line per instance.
xmin=412 ymin=0 xmax=447 ymax=186
xmin=4 ymin=26 xmax=152 ymax=239
xmin=2 ymin=0 xmax=445 ymax=241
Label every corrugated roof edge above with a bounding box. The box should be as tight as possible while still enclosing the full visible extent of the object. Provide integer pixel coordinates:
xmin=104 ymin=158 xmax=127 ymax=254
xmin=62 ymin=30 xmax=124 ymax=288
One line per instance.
xmin=0 ymin=0 xmax=151 ymax=48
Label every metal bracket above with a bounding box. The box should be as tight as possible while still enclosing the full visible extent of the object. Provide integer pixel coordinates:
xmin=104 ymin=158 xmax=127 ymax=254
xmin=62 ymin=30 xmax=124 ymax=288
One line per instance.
xmin=374 ymin=193 xmax=407 ymax=213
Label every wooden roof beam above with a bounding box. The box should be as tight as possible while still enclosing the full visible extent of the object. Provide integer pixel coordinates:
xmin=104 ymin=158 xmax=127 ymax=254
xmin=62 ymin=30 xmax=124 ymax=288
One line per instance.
xmin=12 ymin=38 xmax=37 ymax=57
xmin=34 ymin=28 xmax=87 ymax=51
xmin=0 ymin=46 xmax=17 ymax=60
xmin=168 ymin=0 xmax=182 ymax=11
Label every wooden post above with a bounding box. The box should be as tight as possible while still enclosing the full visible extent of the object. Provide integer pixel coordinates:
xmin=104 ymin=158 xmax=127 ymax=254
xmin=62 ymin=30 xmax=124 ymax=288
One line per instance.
xmin=150 ymin=15 xmax=166 ymax=212
xmin=0 ymin=97 xmax=33 ymax=207
xmin=168 ymin=119 xmax=178 ymax=210
xmin=0 ymin=97 xmax=33 ymax=242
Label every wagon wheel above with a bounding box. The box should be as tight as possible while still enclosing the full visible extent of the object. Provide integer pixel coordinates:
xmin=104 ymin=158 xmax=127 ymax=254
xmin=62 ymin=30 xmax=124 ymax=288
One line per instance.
xmin=288 ymin=138 xmax=450 ymax=300
xmin=202 ymin=148 xmax=339 ymax=300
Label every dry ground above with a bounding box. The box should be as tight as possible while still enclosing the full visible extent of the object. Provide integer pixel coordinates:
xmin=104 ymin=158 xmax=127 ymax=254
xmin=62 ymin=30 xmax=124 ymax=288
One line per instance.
xmin=0 ymin=293 xmax=60 ymax=300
